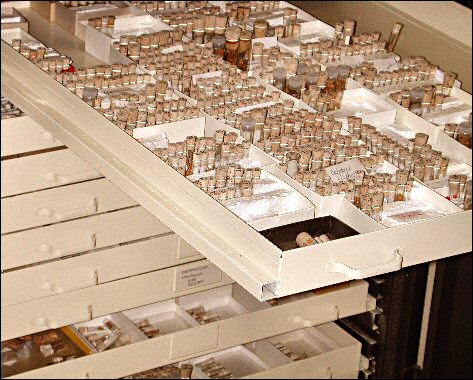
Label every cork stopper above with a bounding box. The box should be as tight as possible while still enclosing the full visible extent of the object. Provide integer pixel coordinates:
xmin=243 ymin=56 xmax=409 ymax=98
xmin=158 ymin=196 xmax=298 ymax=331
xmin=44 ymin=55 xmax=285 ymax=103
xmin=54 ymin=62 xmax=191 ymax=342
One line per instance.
xmin=252 ymin=42 xmax=264 ymax=55
xmin=215 ymin=15 xmax=228 ymax=29
xmin=392 ymin=22 xmax=403 ymax=33
xmin=226 ymin=27 xmax=242 ymax=42
xmin=204 ymin=14 xmax=216 ymax=29
xmin=296 ymin=232 xmax=317 ymax=247
xmin=254 ymin=19 xmax=268 ymax=30
xmin=240 ymin=30 xmax=252 ymax=41
xmin=343 ymin=20 xmax=356 ymax=34
xmin=193 ymin=16 xmax=205 ymax=31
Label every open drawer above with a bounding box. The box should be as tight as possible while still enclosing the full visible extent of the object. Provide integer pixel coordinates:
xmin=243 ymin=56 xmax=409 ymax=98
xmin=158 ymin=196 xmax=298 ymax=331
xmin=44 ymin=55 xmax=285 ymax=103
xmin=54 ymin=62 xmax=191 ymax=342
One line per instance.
xmin=1 ymin=259 xmax=233 ymax=340
xmin=3 ymin=281 xmax=370 ymax=378
xmin=2 ymin=39 xmax=471 ymax=302
xmin=166 ymin=322 xmax=360 ymax=379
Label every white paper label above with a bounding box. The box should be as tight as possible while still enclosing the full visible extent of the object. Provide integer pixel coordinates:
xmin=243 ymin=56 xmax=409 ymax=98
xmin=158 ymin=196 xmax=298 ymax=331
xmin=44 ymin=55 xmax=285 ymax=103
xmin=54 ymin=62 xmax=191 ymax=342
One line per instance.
xmin=161 ymin=44 xmax=183 ymax=54
xmin=234 ymin=101 xmax=277 ymax=114
xmin=372 ymin=57 xmax=399 ymax=72
xmin=252 ymin=37 xmax=278 ymax=48
xmin=192 ymin=71 xmax=222 ymax=85
xmin=424 ymin=177 xmax=449 ymax=189
xmin=325 ymin=158 xmax=366 ymax=183
xmin=389 ymin=210 xmax=429 ymax=223
xmin=174 ymin=263 xmax=222 ymax=291
xmin=267 ymin=16 xmax=284 ymax=27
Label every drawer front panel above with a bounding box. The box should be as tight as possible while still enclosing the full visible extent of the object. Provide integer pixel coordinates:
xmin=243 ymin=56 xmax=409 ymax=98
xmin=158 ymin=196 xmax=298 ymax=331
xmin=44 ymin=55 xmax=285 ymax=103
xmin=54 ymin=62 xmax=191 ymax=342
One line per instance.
xmin=2 ymin=234 xmax=203 ymax=306
xmin=246 ymin=324 xmax=361 ymax=379
xmin=1 ymin=260 xmax=232 ymax=340
xmin=5 ymin=301 xmax=365 ymax=379
xmin=219 ymin=281 xmax=369 ymax=349
xmin=1 ymin=206 xmax=170 ymax=270
xmin=1 ymin=178 xmax=137 ymax=234
xmin=1 ymin=149 xmax=102 ymax=197
xmin=1 ymin=116 xmax=64 ymax=157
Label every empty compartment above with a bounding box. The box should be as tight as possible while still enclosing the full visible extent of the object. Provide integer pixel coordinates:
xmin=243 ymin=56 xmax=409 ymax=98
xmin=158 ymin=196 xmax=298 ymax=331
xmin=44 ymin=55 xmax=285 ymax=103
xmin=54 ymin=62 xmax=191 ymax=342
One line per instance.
xmin=73 ymin=312 xmax=146 ymax=351
xmin=182 ymin=346 xmax=270 ymax=379
xmin=177 ymin=285 xmax=250 ymax=325
xmin=260 ymin=215 xmax=359 ymax=251
xmin=121 ymin=299 xmax=198 ymax=338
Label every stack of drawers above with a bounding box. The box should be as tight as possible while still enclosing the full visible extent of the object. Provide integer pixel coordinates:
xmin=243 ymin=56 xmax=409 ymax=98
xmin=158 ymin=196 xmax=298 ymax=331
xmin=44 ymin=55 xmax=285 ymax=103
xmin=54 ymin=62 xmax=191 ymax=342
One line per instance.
xmin=1 ymin=105 xmax=373 ymax=378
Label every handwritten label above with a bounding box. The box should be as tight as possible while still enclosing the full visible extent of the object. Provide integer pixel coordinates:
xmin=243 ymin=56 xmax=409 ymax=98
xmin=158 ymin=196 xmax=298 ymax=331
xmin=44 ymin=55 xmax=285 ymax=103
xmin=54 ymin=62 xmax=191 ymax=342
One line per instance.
xmin=389 ymin=210 xmax=429 ymax=224
xmin=174 ymin=264 xmax=222 ymax=291
xmin=372 ymin=57 xmax=399 ymax=72
xmin=192 ymin=71 xmax=222 ymax=85
xmin=161 ymin=44 xmax=183 ymax=54
xmin=325 ymin=158 xmax=366 ymax=183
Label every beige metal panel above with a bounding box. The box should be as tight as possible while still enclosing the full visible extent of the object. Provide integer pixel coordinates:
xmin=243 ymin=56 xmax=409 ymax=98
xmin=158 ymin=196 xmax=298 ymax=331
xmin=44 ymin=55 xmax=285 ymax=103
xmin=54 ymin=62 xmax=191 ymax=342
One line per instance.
xmin=278 ymin=210 xmax=472 ymax=297
xmin=1 ymin=233 xmax=203 ymax=306
xmin=1 ymin=149 xmax=102 ymax=197
xmin=1 ymin=206 xmax=171 ymax=270
xmin=201 ymin=281 xmax=370 ymax=351
xmin=1 ymin=116 xmax=64 ymax=157
xmin=1 ymin=42 xmax=280 ymax=300
xmin=1 ymin=260 xmax=233 ymax=340
xmin=1 ymin=178 xmax=137 ymax=234
xmin=4 ymin=283 xmax=369 ymax=378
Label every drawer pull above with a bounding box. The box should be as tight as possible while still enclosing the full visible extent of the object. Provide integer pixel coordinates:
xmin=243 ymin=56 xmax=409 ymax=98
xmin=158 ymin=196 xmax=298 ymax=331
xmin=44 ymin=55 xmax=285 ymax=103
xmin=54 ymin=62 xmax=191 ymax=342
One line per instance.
xmin=45 ymin=169 xmax=101 ymax=184
xmin=325 ymin=249 xmax=404 ymax=279
xmin=36 ymin=198 xmax=98 ymax=220
xmin=42 ymin=271 xmax=98 ymax=294
xmin=320 ymin=367 xmax=333 ymax=379
xmin=36 ymin=234 xmax=97 ymax=257
xmin=289 ymin=306 xmax=340 ymax=327
xmin=31 ymin=305 xmax=93 ymax=329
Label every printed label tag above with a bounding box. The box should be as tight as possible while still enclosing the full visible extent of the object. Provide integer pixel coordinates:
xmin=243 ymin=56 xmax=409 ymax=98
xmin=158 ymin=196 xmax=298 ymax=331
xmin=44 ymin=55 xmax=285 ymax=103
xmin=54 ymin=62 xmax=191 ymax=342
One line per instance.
xmin=192 ymin=71 xmax=222 ymax=85
xmin=389 ymin=210 xmax=429 ymax=223
xmin=325 ymin=158 xmax=366 ymax=183
xmin=174 ymin=263 xmax=222 ymax=291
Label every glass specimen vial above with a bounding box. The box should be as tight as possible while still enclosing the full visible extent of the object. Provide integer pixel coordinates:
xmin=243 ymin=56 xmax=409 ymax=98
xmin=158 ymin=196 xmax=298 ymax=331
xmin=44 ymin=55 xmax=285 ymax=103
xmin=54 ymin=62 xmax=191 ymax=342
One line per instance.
xmin=224 ymin=27 xmax=241 ymax=65
xmin=387 ymin=22 xmax=403 ymax=53
xmin=457 ymin=122 xmax=472 ymax=148
xmin=193 ymin=16 xmax=205 ymax=45
xmin=272 ymin=67 xmax=287 ymax=91
xmin=213 ymin=34 xmax=226 ymax=57
xmin=240 ymin=116 xmax=256 ymax=143
xmin=286 ymin=75 xmax=304 ymax=99
xmin=237 ymin=30 xmax=252 ymax=71
xmin=253 ymin=19 xmax=268 ymax=38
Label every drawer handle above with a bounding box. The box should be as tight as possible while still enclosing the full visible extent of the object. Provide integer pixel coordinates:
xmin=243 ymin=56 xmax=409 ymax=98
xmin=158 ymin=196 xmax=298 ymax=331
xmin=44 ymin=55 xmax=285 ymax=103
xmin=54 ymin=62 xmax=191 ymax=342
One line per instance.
xmin=45 ymin=169 xmax=101 ymax=184
xmin=320 ymin=367 xmax=333 ymax=379
xmin=36 ymin=234 xmax=97 ymax=257
xmin=31 ymin=305 xmax=93 ymax=329
xmin=325 ymin=249 xmax=404 ymax=279
xmin=42 ymin=271 xmax=98 ymax=294
xmin=290 ymin=306 xmax=340 ymax=327
xmin=36 ymin=198 xmax=98 ymax=221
